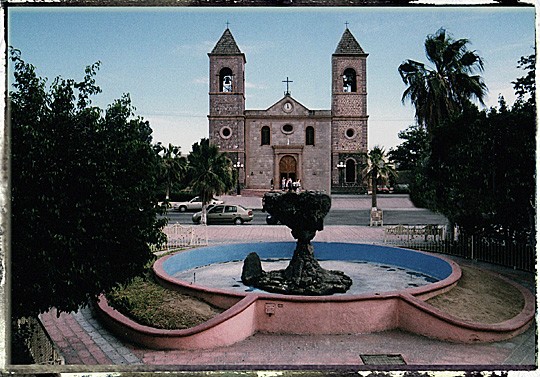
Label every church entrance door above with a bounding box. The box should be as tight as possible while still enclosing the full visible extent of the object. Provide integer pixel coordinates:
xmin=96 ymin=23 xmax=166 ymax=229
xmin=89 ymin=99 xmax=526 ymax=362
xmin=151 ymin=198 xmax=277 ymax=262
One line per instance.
xmin=279 ymin=155 xmax=297 ymax=181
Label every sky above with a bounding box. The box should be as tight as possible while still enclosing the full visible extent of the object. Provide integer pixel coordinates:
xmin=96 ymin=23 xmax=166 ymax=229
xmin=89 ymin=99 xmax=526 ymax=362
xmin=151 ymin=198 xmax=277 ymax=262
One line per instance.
xmin=7 ymin=6 xmax=536 ymax=153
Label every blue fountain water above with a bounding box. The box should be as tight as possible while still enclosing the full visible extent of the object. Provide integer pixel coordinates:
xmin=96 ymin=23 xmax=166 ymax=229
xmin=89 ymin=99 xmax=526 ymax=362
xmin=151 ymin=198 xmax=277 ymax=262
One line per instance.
xmin=161 ymin=242 xmax=453 ymax=295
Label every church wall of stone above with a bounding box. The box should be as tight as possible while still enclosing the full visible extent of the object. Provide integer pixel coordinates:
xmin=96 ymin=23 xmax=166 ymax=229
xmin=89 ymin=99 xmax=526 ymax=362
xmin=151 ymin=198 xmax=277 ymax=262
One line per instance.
xmin=301 ymin=121 xmax=332 ymax=193
xmin=209 ymin=95 xmax=245 ymax=116
xmin=244 ymin=119 xmax=274 ymax=189
xmin=331 ymin=119 xmax=368 ymax=152
xmin=332 ymin=94 xmax=366 ymax=117
xmin=209 ymin=117 xmax=245 ymax=152
xmin=244 ymin=118 xmax=331 ymax=192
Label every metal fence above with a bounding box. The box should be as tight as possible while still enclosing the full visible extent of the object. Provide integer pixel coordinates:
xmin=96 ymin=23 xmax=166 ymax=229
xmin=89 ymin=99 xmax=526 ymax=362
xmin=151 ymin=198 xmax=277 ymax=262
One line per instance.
xmin=16 ymin=316 xmax=65 ymax=365
xmin=384 ymin=224 xmax=447 ymax=243
xmin=151 ymin=224 xmax=208 ymax=252
xmin=384 ymin=225 xmax=535 ymax=272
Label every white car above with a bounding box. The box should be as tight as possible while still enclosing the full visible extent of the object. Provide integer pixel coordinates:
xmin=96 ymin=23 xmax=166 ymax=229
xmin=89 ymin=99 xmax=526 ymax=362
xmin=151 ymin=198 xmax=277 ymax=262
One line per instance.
xmin=192 ymin=204 xmax=253 ymax=225
xmin=172 ymin=196 xmax=224 ymax=212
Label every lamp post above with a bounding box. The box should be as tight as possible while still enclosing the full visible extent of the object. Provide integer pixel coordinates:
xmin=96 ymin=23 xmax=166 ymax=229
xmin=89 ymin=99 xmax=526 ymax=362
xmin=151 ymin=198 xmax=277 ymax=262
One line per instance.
xmin=234 ymin=161 xmax=244 ymax=196
xmin=336 ymin=161 xmax=346 ymax=187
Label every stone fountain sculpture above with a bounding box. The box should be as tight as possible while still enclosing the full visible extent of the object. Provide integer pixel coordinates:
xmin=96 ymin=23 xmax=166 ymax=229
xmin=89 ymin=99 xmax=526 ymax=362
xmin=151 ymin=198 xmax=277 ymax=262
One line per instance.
xmin=241 ymin=191 xmax=352 ymax=295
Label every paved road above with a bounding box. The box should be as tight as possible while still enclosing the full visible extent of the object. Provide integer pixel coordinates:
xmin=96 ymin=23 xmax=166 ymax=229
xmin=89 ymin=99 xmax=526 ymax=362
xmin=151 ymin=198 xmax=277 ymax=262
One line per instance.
xmin=163 ymin=194 xmax=448 ymax=226
xmin=164 ymin=209 xmax=447 ymax=226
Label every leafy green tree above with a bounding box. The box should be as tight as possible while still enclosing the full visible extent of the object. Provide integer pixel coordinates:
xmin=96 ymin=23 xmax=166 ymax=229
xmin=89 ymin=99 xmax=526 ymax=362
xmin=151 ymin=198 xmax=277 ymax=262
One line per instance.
xmin=361 ymin=146 xmax=397 ymax=209
xmin=428 ymin=92 xmax=535 ymax=243
xmin=186 ymin=138 xmax=234 ymax=221
xmin=10 ymin=49 xmax=166 ymax=320
xmin=156 ymin=142 xmax=187 ymax=201
xmin=388 ymin=124 xmax=429 ymax=171
xmin=398 ymin=28 xmax=487 ymax=133
xmin=388 ymin=124 xmax=434 ymax=208
xmin=512 ymin=52 xmax=535 ymax=107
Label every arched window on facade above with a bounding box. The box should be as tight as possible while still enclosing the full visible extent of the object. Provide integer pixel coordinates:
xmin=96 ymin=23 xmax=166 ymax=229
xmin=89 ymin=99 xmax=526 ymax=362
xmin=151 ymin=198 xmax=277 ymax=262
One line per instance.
xmin=261 ymin=126 xmax=270 ymax=145
xmin=345 ymin=159 xmax=356 ymax=183
xmin=343 ymin=68 xmax=357 ymax=93
xmin=305 ymin=126 xmax=315 ymax=146
xmin=220 ymin=67 xmax=233 ymax=92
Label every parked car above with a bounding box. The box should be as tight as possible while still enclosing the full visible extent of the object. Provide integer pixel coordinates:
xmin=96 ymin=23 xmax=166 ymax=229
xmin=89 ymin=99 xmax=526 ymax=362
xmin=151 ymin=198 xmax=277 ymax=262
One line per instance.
xmin=376 ymin=186 xmax=393 ymax=194
xmin=192 ymin=204 xmax=253 ymax=225
xmin=172 ymin=196 xmax=224 ymax=212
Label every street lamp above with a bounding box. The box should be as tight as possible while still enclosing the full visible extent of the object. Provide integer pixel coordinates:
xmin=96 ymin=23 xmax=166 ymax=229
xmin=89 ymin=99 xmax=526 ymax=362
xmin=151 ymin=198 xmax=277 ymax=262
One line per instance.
xmin=336 ymin=161 xmax=346 ymax=187
xmin=234 ymin=161 xmax=244 ymax=195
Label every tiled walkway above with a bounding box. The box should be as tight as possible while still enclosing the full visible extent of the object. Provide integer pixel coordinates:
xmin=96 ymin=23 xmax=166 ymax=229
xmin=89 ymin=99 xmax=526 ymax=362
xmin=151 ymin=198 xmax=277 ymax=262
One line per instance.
xmin=40 ymin=306 xmax=142 ymax=365
xmin=37 ymin=196 xmax=537 ymax=370
xmin=217 ymin=193 xmax=422 ymax=211
xmin=206 ymin=225 xmax=387 ymax=245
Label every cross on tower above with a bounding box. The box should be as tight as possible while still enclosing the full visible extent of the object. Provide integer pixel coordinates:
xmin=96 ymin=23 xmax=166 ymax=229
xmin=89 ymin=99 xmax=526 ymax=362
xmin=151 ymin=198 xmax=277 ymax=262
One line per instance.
xmin=226 ymin=21 xmax=230 ymax=29
xmin=282 ymin=77 xmax=293 ymax=95
xmin=345 ymin=21 xmax=349 ymax=29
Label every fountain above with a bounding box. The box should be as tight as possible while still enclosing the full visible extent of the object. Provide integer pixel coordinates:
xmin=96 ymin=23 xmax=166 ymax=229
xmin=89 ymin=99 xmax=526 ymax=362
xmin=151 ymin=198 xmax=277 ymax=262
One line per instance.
xmin=242 ymin=191 xmax=351 ymax=295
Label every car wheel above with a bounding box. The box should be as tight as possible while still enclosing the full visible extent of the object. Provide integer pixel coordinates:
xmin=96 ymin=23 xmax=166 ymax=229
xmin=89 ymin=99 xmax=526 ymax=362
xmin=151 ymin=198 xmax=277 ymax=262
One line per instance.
xmin=234 ymin=217 xmax=244 ymax=225
xmin=179 ymin=206 xmax=187 ymax=212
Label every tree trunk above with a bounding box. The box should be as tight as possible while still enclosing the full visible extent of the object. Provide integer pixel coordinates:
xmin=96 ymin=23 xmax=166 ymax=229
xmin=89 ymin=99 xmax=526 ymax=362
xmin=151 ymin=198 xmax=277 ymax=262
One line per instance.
xmin=371 ymin=170 xmax=378 ymax=209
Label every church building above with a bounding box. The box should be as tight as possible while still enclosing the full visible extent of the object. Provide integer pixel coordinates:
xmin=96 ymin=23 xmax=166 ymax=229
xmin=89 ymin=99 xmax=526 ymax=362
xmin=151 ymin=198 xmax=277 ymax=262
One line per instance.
xmin=208 ymin=27 xmax=368 ymax=193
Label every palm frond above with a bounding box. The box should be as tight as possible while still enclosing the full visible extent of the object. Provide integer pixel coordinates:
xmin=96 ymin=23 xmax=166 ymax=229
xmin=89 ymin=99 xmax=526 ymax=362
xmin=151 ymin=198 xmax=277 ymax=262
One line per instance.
xmin=400 ymin=28 xmax=487 ymax=132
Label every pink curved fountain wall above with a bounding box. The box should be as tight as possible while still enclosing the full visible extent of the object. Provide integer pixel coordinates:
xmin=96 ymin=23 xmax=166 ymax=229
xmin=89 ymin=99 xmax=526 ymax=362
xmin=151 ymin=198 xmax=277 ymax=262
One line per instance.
xmin=95 ymin=252 xmax=535 ymax=349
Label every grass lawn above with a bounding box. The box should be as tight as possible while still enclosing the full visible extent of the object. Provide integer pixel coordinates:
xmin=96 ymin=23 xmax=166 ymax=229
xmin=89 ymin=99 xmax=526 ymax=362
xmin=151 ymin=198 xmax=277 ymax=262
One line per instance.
xmin=107 ymin=275 xmax=223 ymax=330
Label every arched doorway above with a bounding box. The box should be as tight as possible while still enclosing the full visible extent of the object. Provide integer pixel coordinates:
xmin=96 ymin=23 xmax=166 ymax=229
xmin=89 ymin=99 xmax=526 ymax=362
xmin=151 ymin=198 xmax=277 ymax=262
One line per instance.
xmin=345 ymin=159 xmax=356 ymax=183
xmin=279 ymin=155 xmax=297 ymax=181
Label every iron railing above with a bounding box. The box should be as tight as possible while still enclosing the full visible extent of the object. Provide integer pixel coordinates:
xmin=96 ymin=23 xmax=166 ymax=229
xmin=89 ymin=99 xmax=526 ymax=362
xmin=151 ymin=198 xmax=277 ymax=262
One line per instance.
xmin=16 ymin=316 xmax=64 ymax=365
xmin=384 ymin=225 xmax=535 ymax=272
xmin=151 ymin=224 xmax=208 ymax=252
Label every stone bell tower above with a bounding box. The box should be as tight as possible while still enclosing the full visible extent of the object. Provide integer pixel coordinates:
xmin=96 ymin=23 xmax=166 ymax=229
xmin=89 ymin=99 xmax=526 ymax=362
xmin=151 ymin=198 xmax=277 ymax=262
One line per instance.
xmin=331 ymin=27 xmax=369 ymax=188
xmin=208 ymin=28 xmax=246 ymax=164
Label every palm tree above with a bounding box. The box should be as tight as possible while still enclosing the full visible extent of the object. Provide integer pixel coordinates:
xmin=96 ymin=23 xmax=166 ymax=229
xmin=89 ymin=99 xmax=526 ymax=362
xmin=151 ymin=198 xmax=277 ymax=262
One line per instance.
xmin=157 ymin=143 xmax=187 ymax=201
xmin=362 ymin=146 xmax=397 ymax=210
xmin=187 ymin=138 xmax=234 ymax=223
xmin=398 ymin=28 xmax=487 ymax=133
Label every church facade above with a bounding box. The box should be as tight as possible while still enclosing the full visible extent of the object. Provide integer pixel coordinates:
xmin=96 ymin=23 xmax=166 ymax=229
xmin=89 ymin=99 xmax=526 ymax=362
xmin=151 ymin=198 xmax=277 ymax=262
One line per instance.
xmin=208 ymin=27 xmax=368 ymax=193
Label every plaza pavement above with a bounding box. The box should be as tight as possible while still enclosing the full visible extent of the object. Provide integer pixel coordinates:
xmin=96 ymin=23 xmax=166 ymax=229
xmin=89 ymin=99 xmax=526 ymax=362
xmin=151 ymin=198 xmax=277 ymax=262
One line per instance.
xmin=36 ymin=195 xmax=537 ymax=371
xmin=216 ymin=193 xmax=423 ymax=211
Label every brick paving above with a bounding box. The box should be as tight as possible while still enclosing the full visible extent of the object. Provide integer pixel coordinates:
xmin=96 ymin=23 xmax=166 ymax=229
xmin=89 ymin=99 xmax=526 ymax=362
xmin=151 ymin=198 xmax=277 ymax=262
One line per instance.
xmin=217 ymin=193 xmax=421 ymax=210
xmin=206 ymin=225 xmax=387 ymax=245
xmin=36 ymin=195 xmax=537 ymax=369
xmin=40 ymin=306 xmax=142 ymax=366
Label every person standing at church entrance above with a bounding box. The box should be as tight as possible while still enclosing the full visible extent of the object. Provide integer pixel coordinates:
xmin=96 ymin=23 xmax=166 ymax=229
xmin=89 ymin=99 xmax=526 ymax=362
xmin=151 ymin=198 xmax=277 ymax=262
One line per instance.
xmin=286 ymin=178 xmax=293 ymax=191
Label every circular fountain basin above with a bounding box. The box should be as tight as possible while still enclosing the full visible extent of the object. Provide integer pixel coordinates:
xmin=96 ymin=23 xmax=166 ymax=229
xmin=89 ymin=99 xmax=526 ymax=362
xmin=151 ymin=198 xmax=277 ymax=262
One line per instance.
xmin=161 ymin=242 xmax=453 ymax=296
xmin=96 ymin=242 xmax=535 ymax=349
